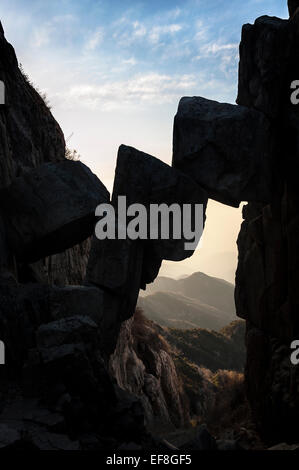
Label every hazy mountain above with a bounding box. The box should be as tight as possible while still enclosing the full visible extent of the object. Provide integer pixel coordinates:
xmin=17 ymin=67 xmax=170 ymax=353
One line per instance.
xmin=138 ymin=271 xmax=236 ymax=331
xmin=138 ymin=291 xmax=235 ymax=331
xmin=158 ymin=250 xmax=238 ymax=284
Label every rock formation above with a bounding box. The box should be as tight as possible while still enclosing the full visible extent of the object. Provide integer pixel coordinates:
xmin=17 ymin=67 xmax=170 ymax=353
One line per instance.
xmin=110 ymin=309 xmax=189 ymax=433
xmin=174 ymin=11 xmax=299 ymax=445
xmin=0 ymin=23 xmax=149 ymax=450
xmin=0 ymin=0 xmax=299 ymax=449
xmin=0 ymin=23 xmax=65 ymax=189
xmin=173 ymin=97 xmax=273 ymax=207
xmin=288 ymin=0 xmax=299 ymax=18
xmin=234 ymin=13 xmax=299 ymax=444
xmin=85 ymin=144 xmax=206 ymax=354
xmin=0 ymin=160 xmax=109 ymax=262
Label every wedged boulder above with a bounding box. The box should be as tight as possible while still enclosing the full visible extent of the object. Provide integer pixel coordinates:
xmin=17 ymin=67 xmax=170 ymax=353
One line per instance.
xmin=113 ymin=145 xmax=207 ymax=284
xmin=86 ymin=235 xmax=144 ymax=319
xmin=86 ymin=145 xmax=206 ymax=353
xmin=172 ymin=97 xmax=273 ymax=207
xmin=0 ymin=160 xmax=109 ymax=262
xmin=85 ymin=234 xmax=144 ymax=354
xmin=237 ymin=16 xmax=292 ymax=118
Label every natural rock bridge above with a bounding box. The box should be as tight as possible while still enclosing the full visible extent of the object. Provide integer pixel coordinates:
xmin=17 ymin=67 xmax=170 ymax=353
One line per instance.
xmin=0 ymin=1 xmax=299 ymax=449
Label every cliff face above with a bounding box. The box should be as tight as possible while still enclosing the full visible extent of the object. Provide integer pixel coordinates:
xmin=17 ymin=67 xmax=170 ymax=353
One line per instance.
xmin=1 ymin=3 xmax=299 ymax=450
xmin=0 ymin=24 xmax=65 ymax=189
xmin=170 ymin=10 xmax=299 ymax=445
xmin=110 ymin=309 xmax=189 ymax=433
xmin=235 ymin=15 xmax=299 ymax=444
xmin=0 ymin=22 xmax=90 ymax=285
xmin=0 ymin=24 xmax=149 ymax=450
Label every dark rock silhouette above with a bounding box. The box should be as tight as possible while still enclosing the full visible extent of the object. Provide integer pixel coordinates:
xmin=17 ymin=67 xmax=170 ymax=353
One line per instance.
xmin=181 ymin=424 xmax=217 ymax=451
xmin=237 ymin=16 xmax=292 ymax=119
xmin=86 ymin=144 xmax=207 ymax=354
xmin=113 ymin=145 xmax=207 ymax=278
xmin=0 ymin=0 xmax=299 ymax=449
xmin=0 ymin=22 xmax=65 ymax=189
xmin=86 ymin=235 xmax=144 ymax=355
xmin=288 ymin=0 xmax=299 ymax=17
xmin=235 ymin=14 xmax=299 ymax=444
xmin=0 ymin=23 xmax=150 ymax=450
xmin=173 ymin=97 xmax=273 ymax=206
xmin=0 ymin=160 xmax=109 ymax=262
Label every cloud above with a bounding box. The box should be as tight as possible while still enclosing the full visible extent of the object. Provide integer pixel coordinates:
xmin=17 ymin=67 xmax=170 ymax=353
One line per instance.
xmin=32 ymin=25 xmax=52 ymax=47
xmin=149 ymin=24 xmax=183 ymax=44
xmin=132 ymin=21 xmax=147 ymax=38
xmin=57 ymin=72 xmax=198 ymax=111
xmin=85 ymin=27 xmax=104 ymax=51
xmin=113 ymin=19 xmax=183 ymax=48
xmin=30 ymin=14 xmax=77 ymax=49
xmin=203 ymin=42 xmax=239 ymax=54
xmin=194 ymin=19 xmax=208 ymax=42
xmin=167 ymin=7 xmax=182 ymax=20
xmin=122 ymin=57 xmax=137 ymax=66
xmin=194 ymin=41 xmax=239 ymax=66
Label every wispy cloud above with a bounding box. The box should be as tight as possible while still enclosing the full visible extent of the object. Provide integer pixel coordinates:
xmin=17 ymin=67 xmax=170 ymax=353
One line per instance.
xmin=31 ymin=14 xmax=77 ymax=49
xmin=193 ymin=41 xmax=239 ymax=78
xmin=32 ymin=24 xmax=52 ymax=47
xmin=113 ymin=18 xmax=183 ymax=49
xmin=122 ymin=57 xmax=137 ymax=66
xmin=132 ymin=21 xmax=147 ymax=38
xmin=148 ymin=23 xmax=183 ymax=44
xmin=202 ymin=42 xmax=239 ymax=54
xmin=194 ymin=19 xmax=209 ymax=42
xmin=58 ymin=73 xmax=198 ymax=111
xmin=85 ymin=27 xmax=104 ymax=51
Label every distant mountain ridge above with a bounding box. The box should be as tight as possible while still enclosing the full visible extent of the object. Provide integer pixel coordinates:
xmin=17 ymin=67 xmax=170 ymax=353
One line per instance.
xmin=139 ymin=271 xmax=236 ymax=331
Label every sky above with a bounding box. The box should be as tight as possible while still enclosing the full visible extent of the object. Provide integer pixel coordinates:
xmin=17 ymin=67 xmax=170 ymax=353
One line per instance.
xmin=0 ymin=0 xmax=288 ymax=282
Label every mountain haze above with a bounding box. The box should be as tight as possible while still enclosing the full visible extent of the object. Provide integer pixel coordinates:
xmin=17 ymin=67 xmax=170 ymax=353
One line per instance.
xmin=139 ymin=272 xmax=236 ymax=331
